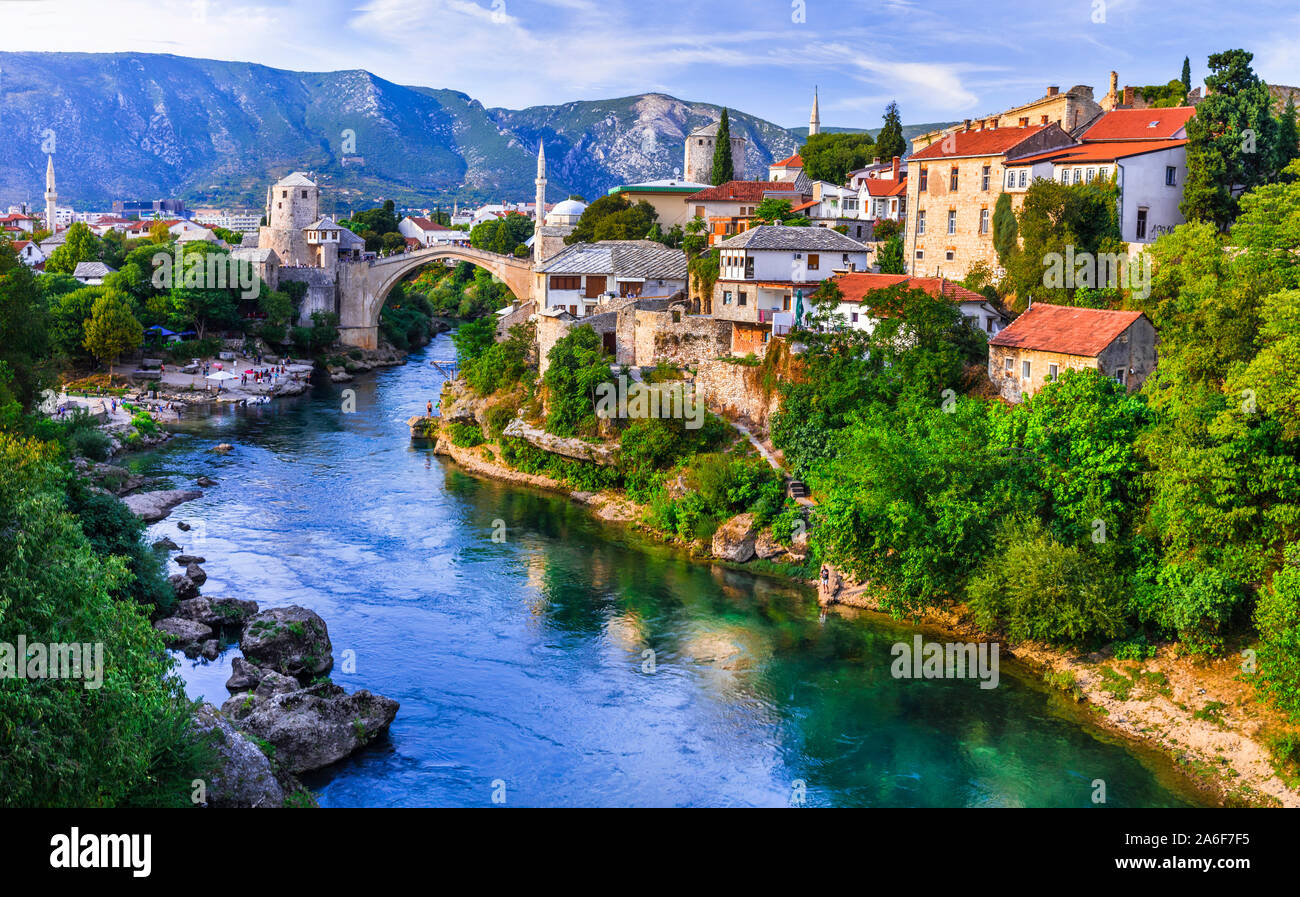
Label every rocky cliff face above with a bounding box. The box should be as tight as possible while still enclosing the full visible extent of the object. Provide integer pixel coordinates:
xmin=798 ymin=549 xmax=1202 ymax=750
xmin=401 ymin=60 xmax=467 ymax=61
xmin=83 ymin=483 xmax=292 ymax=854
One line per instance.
xmin=1 ymin=52 xmax=799 ymax=209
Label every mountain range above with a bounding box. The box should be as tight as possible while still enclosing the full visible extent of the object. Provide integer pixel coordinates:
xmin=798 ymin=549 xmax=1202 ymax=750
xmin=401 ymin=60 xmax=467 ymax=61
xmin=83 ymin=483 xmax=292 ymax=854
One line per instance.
xmin=0 ymin=51 xmax=950 ymax=214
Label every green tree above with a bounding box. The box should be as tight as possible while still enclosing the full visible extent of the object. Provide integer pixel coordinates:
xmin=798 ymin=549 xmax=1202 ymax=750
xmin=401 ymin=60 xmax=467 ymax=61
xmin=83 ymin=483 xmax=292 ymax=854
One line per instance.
xmin=801 ymin=131 xmax=876 ymax=184
xmin=0 ymin=435 xmax=212 ymax=806
xmin=876 ymin=235 xmax=905 ymax=274
xmin=45 ymin=222 xmax=102 ymax=275
xmin=543 ymin=325 xmax=613 ymax=437
xmin=874 ymin=100 xmax=906 ymax=162
xmin=1181 ymin=56 xmax=1192 ymax=95
xmin=1181 ymin=49 xmax=1280 ymax=228
xmin=1275 ymin=96 xmax=1299 ymax=175
xmin=83 ymin=293 xmax=142 ymax=379
xmin=992 ymin=191 xmax=1018 ymax=268
xmin=710 ymin=109 xmax=735 ymax=186
xmin=565 ymin=194 xmax=658 ymax=245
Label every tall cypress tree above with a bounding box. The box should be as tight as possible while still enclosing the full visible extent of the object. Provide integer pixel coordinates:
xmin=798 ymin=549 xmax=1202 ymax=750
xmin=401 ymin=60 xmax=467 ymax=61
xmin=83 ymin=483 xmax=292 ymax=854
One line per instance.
xmin=710 ymin=109 xmax=734 ymax=185
xmin=1181 ymin=56 xmax=1192 ymax=95
xmin=875 ymin=101 xmax=906 ymax=162
xmin=1277 ymin=96 xmax=1299 ymax=174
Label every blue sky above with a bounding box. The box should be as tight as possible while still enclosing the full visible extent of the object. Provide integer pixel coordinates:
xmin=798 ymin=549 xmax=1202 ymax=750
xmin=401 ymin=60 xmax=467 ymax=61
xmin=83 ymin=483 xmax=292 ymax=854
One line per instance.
xmin=3 ymin=0 xmax=1297 ymax=129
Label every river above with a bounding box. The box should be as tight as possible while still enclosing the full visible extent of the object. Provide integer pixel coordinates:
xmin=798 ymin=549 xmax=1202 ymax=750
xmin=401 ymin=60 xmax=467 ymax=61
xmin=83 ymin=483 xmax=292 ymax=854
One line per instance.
xmin=127 ymin=333 xmax=1205 ymax=807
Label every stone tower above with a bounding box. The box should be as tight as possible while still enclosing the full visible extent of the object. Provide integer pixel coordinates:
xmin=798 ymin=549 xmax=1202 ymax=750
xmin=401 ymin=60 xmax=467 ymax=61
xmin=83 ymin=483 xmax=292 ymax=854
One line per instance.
xmin=809 ymin=87 xmax=821 ymax=136
xmin=683 ymin=120 xmax=747 ymax=183
xmin=259 ymin=172 xmax=320 ymax=267
xmin=44 ymin=155 xmax=58 ymax=234
xmin=533 ymin=140 xmax=547 ymax=264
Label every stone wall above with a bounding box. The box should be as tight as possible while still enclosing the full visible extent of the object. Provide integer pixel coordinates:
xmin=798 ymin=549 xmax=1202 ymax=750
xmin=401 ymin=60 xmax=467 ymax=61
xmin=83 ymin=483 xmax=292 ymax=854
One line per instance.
xmin=987 ymin=317 xmax=1157 ymax=403
xmin=495 ymin=300 xmax=536 ymax=339
xmin=279 ymin=266 xmax=339 ymax=326
xmin=695 ymin=357 xmax=782 ymax=433
xmin=633 ymin=310 xmax=732 ymax=366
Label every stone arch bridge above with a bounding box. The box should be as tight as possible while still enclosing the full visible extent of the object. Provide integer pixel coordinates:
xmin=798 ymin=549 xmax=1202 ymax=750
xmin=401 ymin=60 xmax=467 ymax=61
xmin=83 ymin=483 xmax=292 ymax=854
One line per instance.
xmin=337 ymin=244 xmax=535 ymax=349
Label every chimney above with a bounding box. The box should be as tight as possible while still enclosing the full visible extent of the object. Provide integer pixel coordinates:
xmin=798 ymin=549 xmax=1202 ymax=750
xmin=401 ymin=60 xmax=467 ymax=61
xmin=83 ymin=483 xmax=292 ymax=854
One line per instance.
xmin=963 ymin=118 xmax=972 ymax=131
xmin=1122 ymin=86 xmax=1134 ymax=106
xmin=891 ymin=155 xmax=900 ymax=181
xmin=1047 ymin=85 xmax=1059 ymax=97
xmin=1109 ymin=71 xmax=1119 ymax=96
xmin=873 ymin=157 xmax=881 ymax=165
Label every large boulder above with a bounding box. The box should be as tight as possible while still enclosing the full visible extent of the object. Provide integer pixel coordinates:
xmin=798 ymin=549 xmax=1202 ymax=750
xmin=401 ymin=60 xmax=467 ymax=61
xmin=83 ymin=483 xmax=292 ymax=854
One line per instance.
xmin=711 ymin=513 xmax=758 ymax=562
xmin=177 ymin=596 xmax=258 ymax=630
xmin=154 ymin=616 xmax=213 ymax=651
xmin=225 ymin=656 xmax=263 ymax=692
xmin=240 ymin=606 xmax=333 ymax=680
xmin=185 ymin=562 xmax=208 ymax=586
xmin=230 ymin=682 xmax=400 ymax=774
xmin=753 ymin=530 xmax=788 ymax=560
xmin=168 ymin=573 xmax=200 ymax=602
xmin=193 ymin=704 xmax=285 ymax=808
xmin=121 ymin=488 xmax=203 ymax=523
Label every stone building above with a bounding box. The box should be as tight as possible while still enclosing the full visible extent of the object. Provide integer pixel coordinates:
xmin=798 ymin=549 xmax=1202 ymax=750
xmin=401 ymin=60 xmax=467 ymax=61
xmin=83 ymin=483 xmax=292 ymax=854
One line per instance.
xmin=987 ymin=303 xmax=1157 ymax=403
xmin=904 ymin=123 xmax=1075 ymax=280
xmin=684 ymin=120 xmax=747 ymax=184
xmin=258 ymin=172 xmax=320 ymax=267
xmin=534 ymin=240 xmax=687 ymax=318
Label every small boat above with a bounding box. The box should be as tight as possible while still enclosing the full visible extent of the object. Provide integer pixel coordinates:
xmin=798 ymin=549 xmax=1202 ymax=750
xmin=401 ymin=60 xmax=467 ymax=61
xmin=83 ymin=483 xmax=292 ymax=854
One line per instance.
xmin=246 ymin=395 xmax=271 ymax=405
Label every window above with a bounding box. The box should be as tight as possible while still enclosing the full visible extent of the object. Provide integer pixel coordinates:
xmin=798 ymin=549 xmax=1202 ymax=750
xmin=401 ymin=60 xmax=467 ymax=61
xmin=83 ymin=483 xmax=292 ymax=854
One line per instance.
xmin=850 ymin=312 xmax=859 ymax=323
xmin=1165 ymin=166 xmax=1177 ymax=186
xmin=949 ymin=167 xmax=959 ymax=190
xmin=1115 ymin=368 xmax=1127 ymax=385
xmin=1048 ymin=363 xmax=1059 ymax=380
xmin=695 ymin=206 xmax=705 ymax=218
xmin=982 ymin=165 xmax=991 ymax=190
xmin=842 ymin=253 xmax=850 ymax=264
xmin=568 ymin=305 xmax=577 ymax=316
xmin=980 ymin=208 xmax=990 ymax=234
xmin=1097 ymin=166 xmax=1108 ymax=179
xmin=301 ymin=190 xmax=308 ymax=198
xmin=1136 ymin=207 xmax=1148 ymax=240
xmin=744 ymin=257 xmax=754 ymax=278
xmin=915 ymin=249 xmax=924 ymax=259
xmin=1018 ymin=116 xmax=1030 ymax=127
xmin=945 ymin=249 xmax=955 ymax=261
xmin=1018 ymin=170 xmax=1027 ymax=188
xmin=1073 ymin=168 xmax=1082 ymax=184
xmin=1004 ymin=356 xmax=1013 ymax=372
xmin=807 ymin=254 xmax=820 ymax=270
xmin=1007 ymin=170 xmax=1017 ymax=188
xmin=1022 ymin=360 xmax=1032 ymax=379
xmin=1059 ymin=168 xmax=1070 ymax=183
xmin=549 ymin=275 xmax=581 ymax=290
xmin=281 ymin=190 xmax=287 ymax=198
xmin=1086 ymin=167 xmax=1095 ymax=183
xmin=917 ymin=210 xmax=926 ymax=235
xmin=919 ymin=167 xmax=928 ymax=191
xmin=947 ymin=210 xmax=956 ymax=235
xmin=723 ymin=290 xmax=733 ymax=305
xmin=737 ymin=291 xmax=748 ymax=306
xmin=782 ymin=294 xmax=791 ymax=310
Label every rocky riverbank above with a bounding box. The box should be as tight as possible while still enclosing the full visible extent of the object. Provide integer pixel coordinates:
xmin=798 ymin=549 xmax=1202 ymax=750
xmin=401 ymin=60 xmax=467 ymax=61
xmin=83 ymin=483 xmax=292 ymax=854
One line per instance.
xmin=120 ymin=482 xmax=400 ymax=808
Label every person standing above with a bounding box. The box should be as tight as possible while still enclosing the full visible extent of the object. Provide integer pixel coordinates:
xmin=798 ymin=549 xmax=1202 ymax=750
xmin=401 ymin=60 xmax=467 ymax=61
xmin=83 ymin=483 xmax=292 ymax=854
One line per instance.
xmin=426 ymin=400 xmax=433 ymax=416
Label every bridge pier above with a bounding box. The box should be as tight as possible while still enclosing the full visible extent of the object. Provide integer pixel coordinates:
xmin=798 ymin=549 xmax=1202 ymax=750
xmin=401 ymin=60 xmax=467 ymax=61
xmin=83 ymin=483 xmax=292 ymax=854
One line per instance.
xmin=338 ymin=326 xmax=379 ymax=350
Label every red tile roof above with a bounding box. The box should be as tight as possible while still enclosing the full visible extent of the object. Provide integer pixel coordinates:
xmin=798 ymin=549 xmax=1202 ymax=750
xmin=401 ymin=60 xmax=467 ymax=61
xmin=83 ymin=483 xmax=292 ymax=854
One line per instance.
xmin=790 ymin=199 xmax=818 ymax=212
xmin=1079 ymin=107 xmax=1195 ymax=141
xmin=772 ymin=154 xmax=804 ymax=168
xmin=834 ymin=273 xmax=988 ymax=305
xmin=909 ymin=125 xmax=1049 ymax=161
xmin=406 ymin=216 xmax=450 ymax=231
xmin=0 ymin=213 xmax=36 ymax=222
xmin=988 ymin=302 xmax=1146 ymax=356
xmin=1012 ymin=138 xmax=1187 ymax=165
xmin=685 ymin=180 xmax=803 ymax=202
xmin=863 ymin=177 xmax=908 ymax=197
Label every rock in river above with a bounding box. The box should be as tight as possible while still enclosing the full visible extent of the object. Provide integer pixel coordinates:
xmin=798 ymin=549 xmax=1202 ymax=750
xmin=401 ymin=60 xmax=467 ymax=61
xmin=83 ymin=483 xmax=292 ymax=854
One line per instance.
xmin=226 ymin=682 xmax=400 ymax=774
xmin=192 ymin=704 xmax=285 ymax=808
xmin=121 ymin=488 xmax=203 ymax=523
xmin=154 ymin=616 xmax=213 ymax=650
xmin=240 ymin=606 xmax=333 ymax=680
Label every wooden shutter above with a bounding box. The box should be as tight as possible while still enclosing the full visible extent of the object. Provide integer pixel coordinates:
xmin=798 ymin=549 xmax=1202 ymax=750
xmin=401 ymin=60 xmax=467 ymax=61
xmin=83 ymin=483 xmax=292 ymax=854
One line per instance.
xmin=584 ymin=275 xmax=607 ymax=298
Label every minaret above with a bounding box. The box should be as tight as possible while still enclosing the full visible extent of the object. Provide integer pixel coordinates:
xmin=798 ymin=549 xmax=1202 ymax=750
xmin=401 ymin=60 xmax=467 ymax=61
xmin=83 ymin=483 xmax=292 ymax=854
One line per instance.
xmin=44 ymin=155 xmax=59 ymax=234
xmin=533 ymin=140 xmax=547 ymax=263
xmin=809 ymin=87 xmax=821 ymax=136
